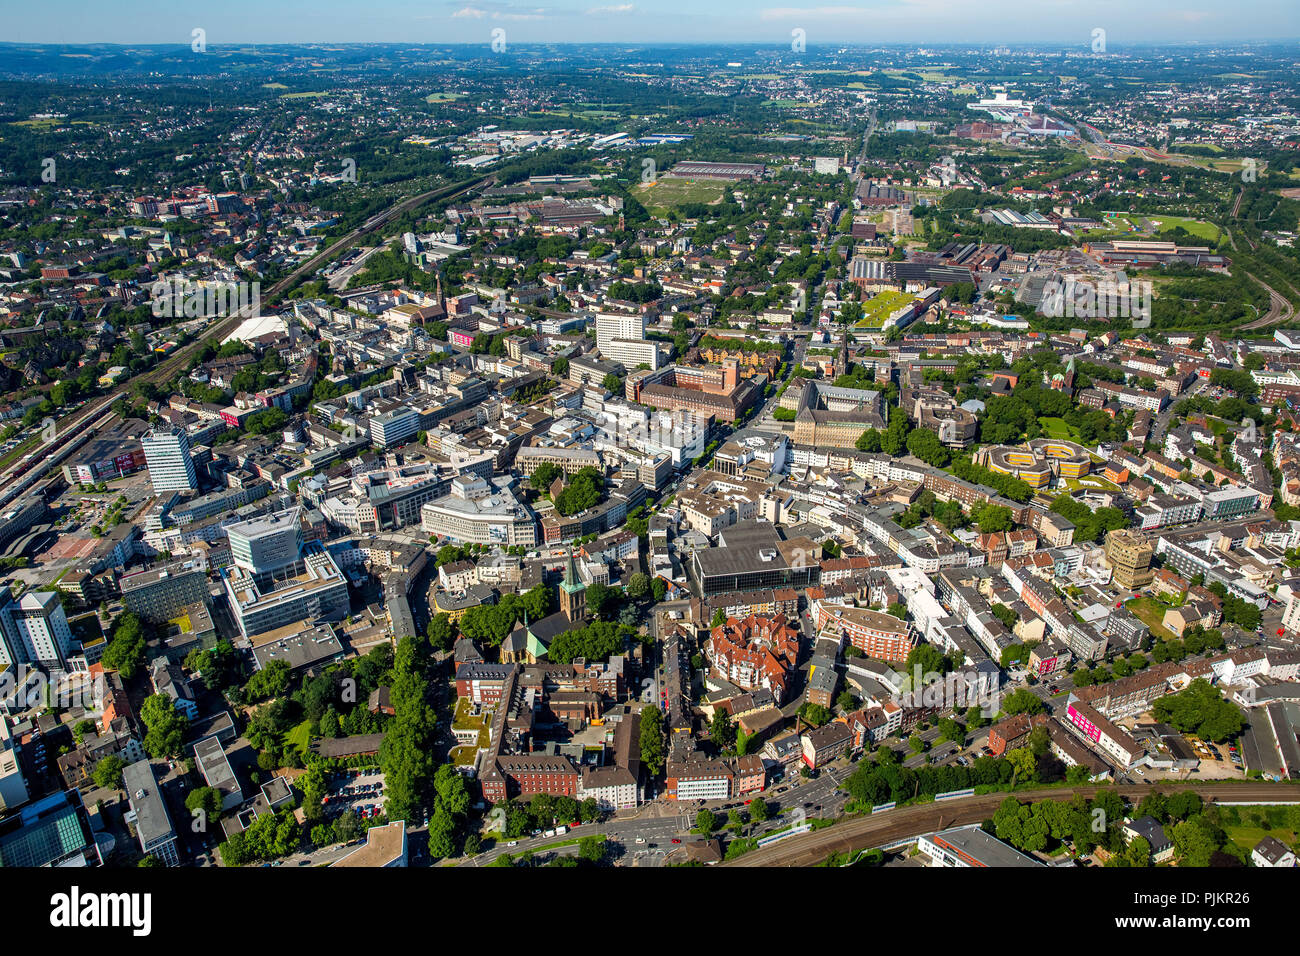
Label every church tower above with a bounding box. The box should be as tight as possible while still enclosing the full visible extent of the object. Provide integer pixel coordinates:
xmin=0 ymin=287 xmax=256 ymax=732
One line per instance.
xmin=559 ymin=548 xmax=587 ymax=622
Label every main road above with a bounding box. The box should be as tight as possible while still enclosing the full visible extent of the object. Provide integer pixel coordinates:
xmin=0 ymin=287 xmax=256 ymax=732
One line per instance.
xmin=720 ymin=781 xmax=1300 ymax=867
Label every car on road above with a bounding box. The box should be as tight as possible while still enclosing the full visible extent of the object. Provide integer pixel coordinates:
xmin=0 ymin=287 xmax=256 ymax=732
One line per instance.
xmin=671 ymin=838 xmax=681 ymax=844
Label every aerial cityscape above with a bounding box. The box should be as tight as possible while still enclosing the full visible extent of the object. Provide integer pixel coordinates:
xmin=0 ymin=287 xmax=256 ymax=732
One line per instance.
xmin=3 ymin=4 xmax=1300 ymax=897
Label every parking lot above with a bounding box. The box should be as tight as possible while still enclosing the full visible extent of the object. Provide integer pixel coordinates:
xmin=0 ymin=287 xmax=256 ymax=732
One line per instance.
xmin=323 ymin=769 xmax=387 ymax=821
xmin=1188 ymin=736 xmax=1245 ymax=779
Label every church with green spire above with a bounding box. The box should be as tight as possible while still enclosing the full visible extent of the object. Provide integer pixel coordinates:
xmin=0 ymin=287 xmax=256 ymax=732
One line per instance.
xmin=559 ymin=547 xmax=586 ymax=622
xmin=501 ymin=548 xmax=588 ymax=664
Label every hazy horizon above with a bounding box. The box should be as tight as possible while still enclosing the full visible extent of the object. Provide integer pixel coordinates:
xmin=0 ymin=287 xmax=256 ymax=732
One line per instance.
xmin=5 ymin=1 xmax=1299 ymax=47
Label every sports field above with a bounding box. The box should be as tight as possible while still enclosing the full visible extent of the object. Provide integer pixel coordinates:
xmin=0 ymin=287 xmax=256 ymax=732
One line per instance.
xmin=1147 ymin=216 xmax=1221 ymax=241
xmin=635 ymin=176 xmax=726 ymax=213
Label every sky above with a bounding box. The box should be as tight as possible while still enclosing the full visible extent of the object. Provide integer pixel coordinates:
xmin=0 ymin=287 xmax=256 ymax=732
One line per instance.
xmin=3 ymin=0 xmax=1298 ymax=46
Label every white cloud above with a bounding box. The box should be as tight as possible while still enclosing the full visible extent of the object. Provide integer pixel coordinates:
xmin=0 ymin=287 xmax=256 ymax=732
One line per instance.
xmin=587 ymin=3 xmax=635 ymax=13
xmin=760 ymin=6 xmax=874 ymax=19
xmin=450 ymin=6 xmax=488 ymax=18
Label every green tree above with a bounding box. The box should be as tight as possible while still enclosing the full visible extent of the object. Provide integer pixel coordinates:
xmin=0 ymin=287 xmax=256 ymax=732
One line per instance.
xmin=577 ymin=835 xmax=607 ymax=865
xmin=101 ymin=612 xmax=148 ymax=679
xmin=244 ymin=659 xmax=291 ymax=702
xmin=140 ymin=693 xmax=189 ymax=759
xmin=426 ymin=612 xmax=457 ymax=652
xmin=695 ymin=809 xmax=717 ymax=836
xmin=710 ymin=709 xmax=737 ymax=751
xmin=1001 ymin=688 xmax=1045 ymax=716
xmin=855 ymin=428 xmax=882 ymax=453
xmin=92 ymin=754 xmax=126 ymax=790
xmin=639 ymin=705 xmax=665 ymax=777
xmin=529 ymin=461 xmax=562 ymax=492
xmin=625 ymin=572 xmax=652 ymax=602
xmin=1124 ymin=835 xmax=1152 ymax=867
xmin=799 ymin=702 xmax=832 ymax=728
xmin=185 ymin=786 xmax=224 ymax=820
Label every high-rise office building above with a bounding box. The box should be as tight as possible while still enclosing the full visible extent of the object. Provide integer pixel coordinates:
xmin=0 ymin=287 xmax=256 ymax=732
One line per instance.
xmin=595 ymin=312 xmax=660 ymax=371
xmin=0 ymin=590 xmax=75 ymax=670
xmin=221 ymin=507 xmax=349 ymax=638
xmin=142 ymin=426 xmax=198 ymax=493
xmin=595 ymin=312 xmax=646 ymax=351
xmin=227 ymin=508 xmax=303 ymax=577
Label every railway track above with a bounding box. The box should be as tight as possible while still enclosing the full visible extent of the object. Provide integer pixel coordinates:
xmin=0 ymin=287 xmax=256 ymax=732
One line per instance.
xmin=723 ymin=781 xmax=1300 ymax=867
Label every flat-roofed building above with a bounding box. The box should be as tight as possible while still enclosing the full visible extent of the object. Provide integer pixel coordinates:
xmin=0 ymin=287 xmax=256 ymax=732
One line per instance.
xmin=223 ymin=546 xmax=350 ymax=638
xmin=0 ymin=789 xmax=102 ymax=867
xmin=123 ymin=759 xmax=180 ymax=866
xmin=249 ymin=621 xmax=346 ymax=673
xmin=690 ymin=521 xmax=819 ymax=595
xmin=420 ymin=476 xmax=537 ymax=547
xmin=192 ymin=735 xmax=243 ymax=811
xmin=332 ymin=820 xmax=408 ymax=867
xmin=142 ymin=426 xmax=198 ymax=493
xmin=918 ymin=824 xmax=1044 ymax=867
xmin=0 ymin=589 xmax=75 ymax=670
xmin=811 ymin=601 xmax=914 ymax=661
xmin=120 ymin=562 xmax=209 ymax=624
xmin=669 ymin=161 xmax=765 ymax=181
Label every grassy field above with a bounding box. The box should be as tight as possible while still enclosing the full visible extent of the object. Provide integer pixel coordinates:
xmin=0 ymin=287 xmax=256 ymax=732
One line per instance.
xmin=280 ymin=91 xmax=329 ymax=100
xmin=424 ymin=92 xmax=464 ymax=103
xmin=1223 ymin=805 xmax=1298 ymax=856
xmin=11 ymin=118 xmax=92 ymax=129
xmin=636 ymin=176 xmax=726 ymax=214
xmin=1125 ymin=596 xmax=1179 ymax=642
xmin=1038 ymin=416 xmax=1081 ymax=441
xmin=1147 ymin=216 xmax=1221 ymax=241
xmin=1224 ymin=822 xmax=1297 ymax=856
xmin=284 ymin=720 xmax=313 ymax=755
xmin=855 ymin=290 xmax=915 ymax=328
xmin=531 ymin=108 xmax=621 ymax=120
